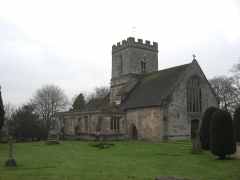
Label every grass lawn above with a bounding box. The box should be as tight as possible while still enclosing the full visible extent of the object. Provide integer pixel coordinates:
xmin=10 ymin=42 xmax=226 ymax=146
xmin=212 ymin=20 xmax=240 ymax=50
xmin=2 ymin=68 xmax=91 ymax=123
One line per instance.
xmin=0 ymin=140 xmax=239 ymax=180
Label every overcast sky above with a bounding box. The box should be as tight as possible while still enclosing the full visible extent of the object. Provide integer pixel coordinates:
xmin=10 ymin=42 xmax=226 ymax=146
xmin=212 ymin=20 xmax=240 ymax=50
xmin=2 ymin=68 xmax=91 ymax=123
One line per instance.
xmin=0 ymin=0 xmax=240 ymax=106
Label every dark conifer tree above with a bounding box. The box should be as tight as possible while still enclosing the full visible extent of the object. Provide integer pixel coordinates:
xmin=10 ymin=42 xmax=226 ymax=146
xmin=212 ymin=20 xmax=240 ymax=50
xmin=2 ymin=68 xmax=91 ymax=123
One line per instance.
xmin=200 ymin=107 xmax=218 ymax=150
xmin=210 ymin=109 xmax=236 ymax=159
xmin=11 ymin=104 xmax=45 ymax=140
xmin=72 ymin=93 xmax=85 ymax=111
xmin=233 ymin=106 xmax=240 ymax=142
xmin=0 ymin=86 xmax=5 ymax=130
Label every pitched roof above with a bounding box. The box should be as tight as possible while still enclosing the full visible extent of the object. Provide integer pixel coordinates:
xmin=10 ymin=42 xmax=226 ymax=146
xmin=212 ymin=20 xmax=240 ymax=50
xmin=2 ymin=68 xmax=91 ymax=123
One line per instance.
xmin=83 ymin=95 xmax=123 ymax=113
xmin=121 ymin=63 xmax=191 ymax=110
xmin=84 ymin=95 xmax=110 ymax=112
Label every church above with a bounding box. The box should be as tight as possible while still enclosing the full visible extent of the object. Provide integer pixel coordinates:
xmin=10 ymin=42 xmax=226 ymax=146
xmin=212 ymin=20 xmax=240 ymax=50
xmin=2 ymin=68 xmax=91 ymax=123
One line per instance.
xmin=59 ymin=37 xmax=218 ymax=141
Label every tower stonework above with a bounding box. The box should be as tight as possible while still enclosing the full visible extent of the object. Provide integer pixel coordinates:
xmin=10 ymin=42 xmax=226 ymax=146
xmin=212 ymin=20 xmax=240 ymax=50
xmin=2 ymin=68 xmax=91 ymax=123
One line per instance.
xmin=110 ymin=37 xmax=158 ymax=104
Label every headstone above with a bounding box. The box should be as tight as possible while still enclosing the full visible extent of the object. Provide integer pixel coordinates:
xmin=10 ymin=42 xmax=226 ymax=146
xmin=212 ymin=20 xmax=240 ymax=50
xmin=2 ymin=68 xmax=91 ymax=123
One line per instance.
xmin=191 ymin=120 xmax=201 ymax=154
xmin=46 ymin=129 xmax=60 ymax=144
xmin=46 ymin=117 xmax=60 ymax=144
xmin=5 ymin=136 xmax=17 ymax=167
xmin=191 ymin=130 xmax=201 ymax=154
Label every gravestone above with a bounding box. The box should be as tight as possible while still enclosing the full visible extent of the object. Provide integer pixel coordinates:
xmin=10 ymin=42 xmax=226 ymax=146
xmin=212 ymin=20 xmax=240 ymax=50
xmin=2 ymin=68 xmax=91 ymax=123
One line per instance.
xmin=191 ymin=119 xmax=201 ymax=154
xmin=46 ymin=117 xmax=60 ymax=144
xmin=191 ymin=130 xmax=201 ymax=154
xmin=46 ymin=130 xmax=60 ymax=144
xmin=5 ymin=136 xmax=17 ymax=167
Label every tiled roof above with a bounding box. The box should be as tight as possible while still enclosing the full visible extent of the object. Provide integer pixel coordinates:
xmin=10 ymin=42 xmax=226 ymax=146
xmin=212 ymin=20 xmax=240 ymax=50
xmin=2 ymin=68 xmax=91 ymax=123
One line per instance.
xmin=121 ymin=63 xmax=191 ymax=110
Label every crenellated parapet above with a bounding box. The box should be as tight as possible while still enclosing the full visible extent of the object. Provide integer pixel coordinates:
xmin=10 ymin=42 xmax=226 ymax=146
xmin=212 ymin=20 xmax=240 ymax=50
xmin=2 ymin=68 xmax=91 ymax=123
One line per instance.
xmin=112 ymin=37 xmax=158 ymax=54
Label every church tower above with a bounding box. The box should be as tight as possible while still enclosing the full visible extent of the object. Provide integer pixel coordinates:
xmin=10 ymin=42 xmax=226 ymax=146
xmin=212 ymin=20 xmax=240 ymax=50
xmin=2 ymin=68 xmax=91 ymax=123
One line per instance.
xmin=110 ymin=37 xmax=158 ymax=104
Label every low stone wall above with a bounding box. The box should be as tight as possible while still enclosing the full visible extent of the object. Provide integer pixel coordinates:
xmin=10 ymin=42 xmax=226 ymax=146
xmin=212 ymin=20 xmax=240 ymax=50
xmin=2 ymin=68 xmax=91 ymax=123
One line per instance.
xmin=64 ymin=133 xmax=127 ymax=141
xmin=167 ymin=134 xmax=190 ymax=140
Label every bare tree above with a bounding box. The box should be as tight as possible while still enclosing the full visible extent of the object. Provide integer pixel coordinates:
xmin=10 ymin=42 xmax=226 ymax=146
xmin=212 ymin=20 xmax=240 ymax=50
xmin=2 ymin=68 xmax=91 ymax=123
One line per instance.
xmin=2 ymin=103 xmax=16 ymax=135
xmin=86 ymin=86 xmax=109 ymax=102
xmin=231 ymin=60 xmax=240 ymax=92
xmin=210 ymin=76 xmax=240 ymax=112
xmin=31 ymin=85 xmax=68 ymax=130
xmin=94 ymin=86 xmax=110 ymax=98
xmin=231 ymin=60 xmax=240 ymax=78
xmin=4 ymin=103 xmax=16 ymax=122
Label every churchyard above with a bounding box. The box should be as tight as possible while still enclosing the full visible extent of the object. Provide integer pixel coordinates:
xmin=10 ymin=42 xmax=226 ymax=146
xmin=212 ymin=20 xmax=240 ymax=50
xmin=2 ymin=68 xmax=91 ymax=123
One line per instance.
xmin=0 ymin=140 xmax=240 ymax=180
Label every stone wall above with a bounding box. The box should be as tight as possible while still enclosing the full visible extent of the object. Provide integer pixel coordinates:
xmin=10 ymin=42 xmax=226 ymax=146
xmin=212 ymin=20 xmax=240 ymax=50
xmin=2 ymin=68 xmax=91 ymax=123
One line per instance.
xmin=61 ymin=111 xmax=125 ymax=136
xmin=111 ymin=37 xmax=158 ymax=79
xmin=111 ymin=37 xmax=158 ymax=104
xmin=110 ymin=74 xmax=139 ymax=104
xmin=166 ymin=60 xmax=219 ymax=140
xmin=126 ymin=107 xmax=164 ymax=140
xmin=110 ymin=37 xmax=158 ymax=105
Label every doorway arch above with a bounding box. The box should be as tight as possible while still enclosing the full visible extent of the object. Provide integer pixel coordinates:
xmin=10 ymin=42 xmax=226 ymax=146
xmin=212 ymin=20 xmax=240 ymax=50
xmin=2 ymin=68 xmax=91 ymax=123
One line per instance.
xmin=130 ymin=124 xmax=138 ymax=140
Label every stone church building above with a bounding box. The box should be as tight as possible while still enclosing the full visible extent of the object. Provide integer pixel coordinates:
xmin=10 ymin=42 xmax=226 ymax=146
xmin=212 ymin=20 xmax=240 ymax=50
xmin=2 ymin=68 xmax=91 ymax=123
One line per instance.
xmin=59 ymin=37 xmax=218 ymax=141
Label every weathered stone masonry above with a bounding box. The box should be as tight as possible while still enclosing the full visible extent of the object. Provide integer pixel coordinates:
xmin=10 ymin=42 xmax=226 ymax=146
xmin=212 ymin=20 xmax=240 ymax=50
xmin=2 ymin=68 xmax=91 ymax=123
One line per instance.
xmin=59 ymin=37 xmax=219 ymax=141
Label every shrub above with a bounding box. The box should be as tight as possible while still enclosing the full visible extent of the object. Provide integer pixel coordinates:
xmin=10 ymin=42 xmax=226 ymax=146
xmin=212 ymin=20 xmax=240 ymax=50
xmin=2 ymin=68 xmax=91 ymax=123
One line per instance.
xmin=11 ymin=104 xmax=48 ymax=141
xmin=233 ymin=106 xmax=240 ymax=142
xmin=200 ymin=107 xmax=218 ymax=150
xmin=210 ymin=109 xmax=236 ymax=159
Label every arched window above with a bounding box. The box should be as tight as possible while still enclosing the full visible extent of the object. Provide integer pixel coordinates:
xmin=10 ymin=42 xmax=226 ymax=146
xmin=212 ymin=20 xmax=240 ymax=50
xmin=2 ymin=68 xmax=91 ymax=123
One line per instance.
xmin=187 ymin=76 xmax=202 ymax=112
xmin=110 ymin=116 xmax=120 ymax=132
xmin=84 ymin=116 xmax=89 ymax=132
xmin=77 ymin=117 xmax=82 ymax=132
xmin=96 ymin=116 xmax=103 ymax=132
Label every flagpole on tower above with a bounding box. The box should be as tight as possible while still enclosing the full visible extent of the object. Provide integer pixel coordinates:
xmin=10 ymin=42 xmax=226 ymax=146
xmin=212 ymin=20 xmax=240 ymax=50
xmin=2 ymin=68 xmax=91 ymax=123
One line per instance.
xmin=131 ymin=26 xmax=136 ymax=37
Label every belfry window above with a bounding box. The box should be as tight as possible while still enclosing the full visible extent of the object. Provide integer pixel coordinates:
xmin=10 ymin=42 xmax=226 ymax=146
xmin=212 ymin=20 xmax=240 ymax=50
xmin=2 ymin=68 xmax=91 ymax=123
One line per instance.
xmin=119 ymin=55 xmax=123 ymax=74
xmin=141 ymin=59 xmax=146 ymax=73
xmin=187 ymin=76 xmax=202 ymax=112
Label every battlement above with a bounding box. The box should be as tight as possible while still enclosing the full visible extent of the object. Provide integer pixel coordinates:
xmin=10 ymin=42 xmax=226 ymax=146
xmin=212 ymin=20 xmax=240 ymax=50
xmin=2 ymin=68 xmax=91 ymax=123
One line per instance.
xmin=112 ymin=37 xmax=158 ymax=54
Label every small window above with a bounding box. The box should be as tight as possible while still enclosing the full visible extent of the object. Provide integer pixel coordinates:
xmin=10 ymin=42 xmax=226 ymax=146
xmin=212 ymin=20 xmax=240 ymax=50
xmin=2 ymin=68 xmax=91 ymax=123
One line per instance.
xmin=84 ymin=116 xmax=89 ymax=132
xmin=71 ymin=119 xmax=74 ymax=129
xmin=78 ymin=117 xmax=81 ymax=123
xmin=110 ymin=116 xmax=120 ymax=132
xmin=96 ymin=117 xmax=103 ymax=132
xmin=77 ymin=117 xmax=82 ymax=132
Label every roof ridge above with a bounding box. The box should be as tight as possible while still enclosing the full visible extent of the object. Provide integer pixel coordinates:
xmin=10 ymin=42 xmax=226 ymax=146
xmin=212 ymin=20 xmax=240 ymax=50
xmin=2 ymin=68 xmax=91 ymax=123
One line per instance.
xmin=160 ymin=62 xmax=191 ymax=71
xmin=142 ymin=62 xmax=191 ymax=78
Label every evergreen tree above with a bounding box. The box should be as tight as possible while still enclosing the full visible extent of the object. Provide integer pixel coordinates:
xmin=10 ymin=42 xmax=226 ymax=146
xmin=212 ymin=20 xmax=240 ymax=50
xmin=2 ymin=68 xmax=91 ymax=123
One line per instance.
xmin=0 ymin=86 xmax=5 ymax=130
xmin=72 ymin=93 xmax=85 ymax=111
xmin=210 ymin=109 xmax=236 ymax=159
xmin=233 ymin=106 xmax=240 ymax=142
xmin=200 ymin=107 xmax=218 ymax=150
xmin=11 ymin=104 xmax=46 ymax=141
